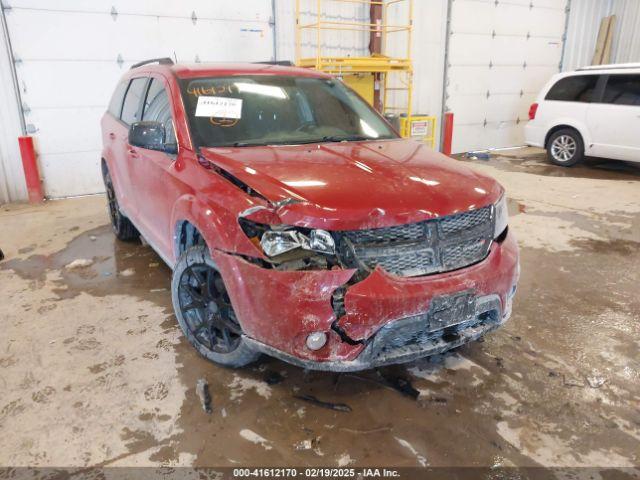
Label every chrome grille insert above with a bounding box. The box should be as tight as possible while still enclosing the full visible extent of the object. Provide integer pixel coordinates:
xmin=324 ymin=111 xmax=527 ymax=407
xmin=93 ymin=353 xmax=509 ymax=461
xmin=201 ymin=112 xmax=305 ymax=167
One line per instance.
xmin=338 ymin=206 xmax=494 ymax=277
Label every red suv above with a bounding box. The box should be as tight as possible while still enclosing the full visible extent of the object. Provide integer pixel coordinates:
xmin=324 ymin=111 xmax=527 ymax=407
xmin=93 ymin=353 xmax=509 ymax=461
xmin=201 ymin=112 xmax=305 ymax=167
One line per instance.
xmin=101 ymin=58 xmax=519 ymax=371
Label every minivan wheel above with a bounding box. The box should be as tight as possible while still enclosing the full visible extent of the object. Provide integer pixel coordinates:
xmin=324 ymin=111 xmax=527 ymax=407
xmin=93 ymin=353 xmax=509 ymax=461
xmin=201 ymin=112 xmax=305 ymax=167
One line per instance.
xmin=102 ymin=167 xmax=140 ymax=241
xmin=171 ymin=245 xmax=260 ymax=368
xmin=547 ymin=129 xmax=584 ymax=167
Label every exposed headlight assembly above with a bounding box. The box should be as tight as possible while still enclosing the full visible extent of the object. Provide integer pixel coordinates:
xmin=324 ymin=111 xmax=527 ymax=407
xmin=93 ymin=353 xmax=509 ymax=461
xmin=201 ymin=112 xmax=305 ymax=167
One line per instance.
xmin=259 ymin=228 xmax=335 ymax=257
xmin=493 ymin=194 xmax=509 ymax=238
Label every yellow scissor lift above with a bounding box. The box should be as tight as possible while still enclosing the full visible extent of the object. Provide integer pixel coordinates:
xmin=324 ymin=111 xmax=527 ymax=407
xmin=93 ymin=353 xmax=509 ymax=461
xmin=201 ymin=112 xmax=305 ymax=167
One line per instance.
xmin=295 ymin=0 xmax=436 ymax=148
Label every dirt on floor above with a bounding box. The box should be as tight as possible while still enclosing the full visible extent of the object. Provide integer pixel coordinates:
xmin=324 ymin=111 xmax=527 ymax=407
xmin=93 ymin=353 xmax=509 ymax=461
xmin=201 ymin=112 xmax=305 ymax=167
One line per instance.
xmin=0 ymin=148 xmax=639 ymax=472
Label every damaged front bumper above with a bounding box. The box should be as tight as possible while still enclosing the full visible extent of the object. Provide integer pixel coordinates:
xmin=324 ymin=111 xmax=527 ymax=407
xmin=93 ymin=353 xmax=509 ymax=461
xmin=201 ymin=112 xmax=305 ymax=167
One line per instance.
xmin=212 ymin=232 xmax=519 ymax=372
xmin=243 ymin=293 xmax=509 ymax=371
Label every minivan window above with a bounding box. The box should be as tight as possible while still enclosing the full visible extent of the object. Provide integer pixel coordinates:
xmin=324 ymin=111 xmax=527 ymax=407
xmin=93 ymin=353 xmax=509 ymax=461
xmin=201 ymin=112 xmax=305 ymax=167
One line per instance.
xmin=602 ymin=74 xmax=640 ymax=106
xmin=121 ymin=78 xmax=147 ymax=125
xmin=142 ymin=78 xmax=176 ymax=144
xmin=108 ymin=81 xmax=128 ymax=118
xmin=545 ymin=75 xmax=599 ymax=102
xmin=180 ymin=75 xmax=397 ymax=148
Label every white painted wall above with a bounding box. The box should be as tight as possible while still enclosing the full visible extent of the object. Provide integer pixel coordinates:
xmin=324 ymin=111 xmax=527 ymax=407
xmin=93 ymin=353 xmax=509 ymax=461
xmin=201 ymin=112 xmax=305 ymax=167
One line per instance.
xmin=1 ymin=0 xmax=275 ymax=200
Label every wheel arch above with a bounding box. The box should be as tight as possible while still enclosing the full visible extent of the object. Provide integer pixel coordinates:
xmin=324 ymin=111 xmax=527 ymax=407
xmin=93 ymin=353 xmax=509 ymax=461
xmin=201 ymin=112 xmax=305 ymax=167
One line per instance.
xmin=170 ymin=194 xmax=262 ymax=264
xmin=544 ymin=122 xmax=588 ymax=149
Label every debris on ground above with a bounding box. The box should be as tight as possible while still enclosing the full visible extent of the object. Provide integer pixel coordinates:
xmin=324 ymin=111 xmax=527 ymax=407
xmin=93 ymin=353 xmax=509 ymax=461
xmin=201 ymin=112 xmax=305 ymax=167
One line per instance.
xmin=336 ymin=453 xmax=355 ymax=467
xmin=395 ymin=437 xmax=428 ymax=467
xmin=294 ymin=394 xmax=352 ymax=413
xmin=264 ymin=370 xmax=285 ymax=385
xmin=586 ymin=375 xmax=607 ymax=389
xmin=380 ymin=374 xmax=420 ymax=400
xmin=563 ymin=374 xmax=584 ymax=387
xmin=196 ymin=378 xmax=212 ymax=414
xmin=294 ymin=437 xmax=321 ymax=451
xmin=341 ymin=372 xmax=420 ymax=400
xmin=464 ymin=151 xmax=491 ymax=161
xmin=294 ymin=439 xmax=313 ymax=451
xmin=119 ymin=268 xmax=135 ymax=277
xmin=0 ymin=248 xmax=4 ymax=261
xmin=89 ymin=235 xmax=97 ymax=241
xmin=427 ymin=396 xmax=449 ymax=404
xmin=64 ymin=258 xmax=93 ymax=269
xmin=239 ymin=429 xmax=272 ymax=450
xmin=339 ymin=426 xmax=391 ymax=435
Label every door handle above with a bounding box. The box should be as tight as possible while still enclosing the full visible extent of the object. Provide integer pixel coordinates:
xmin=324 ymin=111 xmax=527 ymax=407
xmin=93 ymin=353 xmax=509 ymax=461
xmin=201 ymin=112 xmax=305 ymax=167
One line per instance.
xmin=128 ymin=148 xmax=139 ymax=158
xmin=108 ymin=132 xmax=116 ymax=139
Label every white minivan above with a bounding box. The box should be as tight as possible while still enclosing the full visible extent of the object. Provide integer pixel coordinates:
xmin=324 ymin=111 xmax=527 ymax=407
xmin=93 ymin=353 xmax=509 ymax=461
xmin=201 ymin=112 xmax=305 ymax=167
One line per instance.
xmin=525 ymin=63 xmax=640 ymax=167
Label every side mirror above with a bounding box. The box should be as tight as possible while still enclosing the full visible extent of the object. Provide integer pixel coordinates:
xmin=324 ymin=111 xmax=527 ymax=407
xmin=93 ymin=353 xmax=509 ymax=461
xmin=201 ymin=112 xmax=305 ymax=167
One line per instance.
xmin=129 ymin=121 xmax=176 ymax=153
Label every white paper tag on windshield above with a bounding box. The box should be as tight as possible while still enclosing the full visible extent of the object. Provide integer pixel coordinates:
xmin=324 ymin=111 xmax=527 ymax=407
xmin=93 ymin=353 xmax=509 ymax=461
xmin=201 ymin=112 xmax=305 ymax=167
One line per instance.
xmin=195 ymin=96 xmax=243 ymax=119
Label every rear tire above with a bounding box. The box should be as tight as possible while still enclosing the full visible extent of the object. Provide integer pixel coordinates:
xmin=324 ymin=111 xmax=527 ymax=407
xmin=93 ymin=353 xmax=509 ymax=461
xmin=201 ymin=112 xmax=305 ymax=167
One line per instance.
xmin=546 ymin=129 xmax=584 ymax=167
xmin=171 ymin=245 xmax=260 ymax=368
xmin=102 ymin=166 xmax=139 ymax=241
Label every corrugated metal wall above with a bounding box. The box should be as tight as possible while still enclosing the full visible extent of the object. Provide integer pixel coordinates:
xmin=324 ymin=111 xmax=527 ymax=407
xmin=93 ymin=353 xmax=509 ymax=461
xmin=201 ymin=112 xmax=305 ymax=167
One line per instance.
xmin=609 ymin=0 xmax=640 ymax=64
xmin=563 ymin=0 xmax=640 ymax=71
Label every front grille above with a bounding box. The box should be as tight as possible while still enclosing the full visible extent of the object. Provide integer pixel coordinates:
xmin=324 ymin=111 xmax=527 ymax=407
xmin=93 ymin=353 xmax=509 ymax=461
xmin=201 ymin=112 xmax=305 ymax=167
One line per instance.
xmin=337 ymin=206 xmax=494 ymax=277
xmin=366 ymin=295 xmax=502 ymax=363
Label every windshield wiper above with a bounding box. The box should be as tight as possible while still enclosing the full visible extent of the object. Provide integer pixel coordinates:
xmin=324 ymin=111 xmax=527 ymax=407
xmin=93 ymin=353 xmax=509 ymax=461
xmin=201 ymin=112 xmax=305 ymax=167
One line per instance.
xmin=321 ymin=135 xmax=371 ymax=143
xmin=219 ymin=135 xmax=372 ymax=148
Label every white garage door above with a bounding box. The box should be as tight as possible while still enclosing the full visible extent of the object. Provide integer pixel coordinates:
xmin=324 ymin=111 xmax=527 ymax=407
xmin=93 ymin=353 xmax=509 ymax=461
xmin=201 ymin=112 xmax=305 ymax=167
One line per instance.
xmin=445 ymin=0 xmax=568 ymax=153
xmin=3 ymin=0 xmax=274 ymax=198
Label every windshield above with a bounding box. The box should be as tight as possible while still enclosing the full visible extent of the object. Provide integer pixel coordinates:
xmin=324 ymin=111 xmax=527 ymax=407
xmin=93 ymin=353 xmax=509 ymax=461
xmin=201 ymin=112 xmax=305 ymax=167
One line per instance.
xmin=180 ymin=75 xmax=397 ymax=148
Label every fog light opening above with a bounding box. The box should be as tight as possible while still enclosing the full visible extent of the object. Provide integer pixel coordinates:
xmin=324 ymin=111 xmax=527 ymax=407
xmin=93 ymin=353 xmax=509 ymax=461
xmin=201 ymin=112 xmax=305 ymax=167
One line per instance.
xmin=306 ymin=332 xmax=328 ymax=351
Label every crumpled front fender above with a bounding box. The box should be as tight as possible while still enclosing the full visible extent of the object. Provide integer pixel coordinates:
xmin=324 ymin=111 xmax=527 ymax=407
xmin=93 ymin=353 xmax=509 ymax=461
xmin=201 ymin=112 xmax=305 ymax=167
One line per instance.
xmin=211 ymin=251 xmax=360 ymax=361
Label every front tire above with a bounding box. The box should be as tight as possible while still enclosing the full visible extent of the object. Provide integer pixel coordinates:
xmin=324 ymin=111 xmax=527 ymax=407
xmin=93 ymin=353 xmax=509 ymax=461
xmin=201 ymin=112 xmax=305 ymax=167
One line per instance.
xmin=171 ymin=245 xmax=260 ymax=368
xmin=547 ymin=129 xmax=584 ymax=167
xmin=102 ymin=166 xmax=140 ymax=241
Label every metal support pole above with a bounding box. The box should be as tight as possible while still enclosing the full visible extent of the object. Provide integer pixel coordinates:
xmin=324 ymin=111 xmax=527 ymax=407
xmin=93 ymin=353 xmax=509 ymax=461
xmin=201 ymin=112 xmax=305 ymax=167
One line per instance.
xmin=0 ymin=2 xmax=26 ymax=135
xmin=271 ymin=0 xmax=278 ymax=61
xmin=369 ymin=0 xmax=383 ymax=112
xmin=316 ymin=0 xmax=321 ymax=68
xmin=439 ymin=0 xmax=453 ymax=152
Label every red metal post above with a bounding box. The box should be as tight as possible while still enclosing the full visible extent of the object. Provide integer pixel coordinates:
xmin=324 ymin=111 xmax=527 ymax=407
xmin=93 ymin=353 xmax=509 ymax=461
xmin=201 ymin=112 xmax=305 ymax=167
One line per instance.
xmin=18 ymin=136 xmax=44 ymax=203
xmin=442 ymin=112 xmax=454 ymax=156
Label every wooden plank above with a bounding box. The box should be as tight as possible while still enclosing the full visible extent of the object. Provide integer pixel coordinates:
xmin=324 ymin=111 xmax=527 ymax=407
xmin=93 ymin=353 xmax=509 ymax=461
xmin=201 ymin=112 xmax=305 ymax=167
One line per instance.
xmin=592 ymin=15 xmax=616 ymax=65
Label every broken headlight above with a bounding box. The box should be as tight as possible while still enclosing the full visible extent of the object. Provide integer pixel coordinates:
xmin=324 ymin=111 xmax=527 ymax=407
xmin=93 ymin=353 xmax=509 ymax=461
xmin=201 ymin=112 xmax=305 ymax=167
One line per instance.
xmin=493 ymin=194 xmax=508 ymax=238
xmin=241 ymin=220 xmax=336 ymax=258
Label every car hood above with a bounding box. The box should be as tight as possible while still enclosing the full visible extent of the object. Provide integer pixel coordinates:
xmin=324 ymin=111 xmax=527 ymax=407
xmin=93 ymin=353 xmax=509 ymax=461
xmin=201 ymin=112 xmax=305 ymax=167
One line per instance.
xmin=199 ymin=139 xmax=503 ymax=230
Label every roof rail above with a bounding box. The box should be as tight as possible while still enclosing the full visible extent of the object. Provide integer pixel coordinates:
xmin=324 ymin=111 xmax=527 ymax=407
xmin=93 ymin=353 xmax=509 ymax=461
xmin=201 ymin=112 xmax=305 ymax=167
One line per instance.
xmin=130 ymin=57 xmax=175 ymax=70
xmin=254 ymin=61 xmax=294 ymax=66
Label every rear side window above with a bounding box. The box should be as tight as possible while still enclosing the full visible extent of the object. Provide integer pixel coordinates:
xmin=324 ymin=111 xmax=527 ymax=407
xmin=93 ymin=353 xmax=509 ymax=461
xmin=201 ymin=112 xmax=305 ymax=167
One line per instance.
xmin=142 ymin=78 xmax=176 ymax=144
xmin=545 ymin=75 xmax=599 ymax=102
xmin=121 ymin=77 xmax=147 ymax=125
xmin=108 ymin=81 xmax=128 ymax=117
xmin=602 ymin=74 xmax=640 ymax=106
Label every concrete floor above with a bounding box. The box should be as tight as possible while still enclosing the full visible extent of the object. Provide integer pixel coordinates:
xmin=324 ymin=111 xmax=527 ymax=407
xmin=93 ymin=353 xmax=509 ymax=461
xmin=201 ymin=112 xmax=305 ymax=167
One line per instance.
xmin=0 ymin=148 xmax=639 ymax=469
